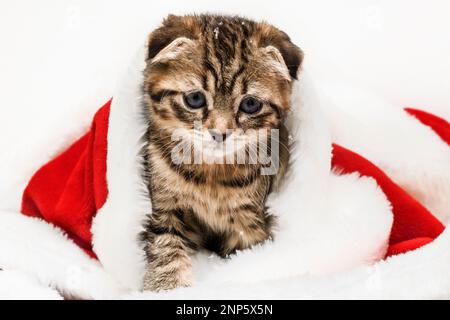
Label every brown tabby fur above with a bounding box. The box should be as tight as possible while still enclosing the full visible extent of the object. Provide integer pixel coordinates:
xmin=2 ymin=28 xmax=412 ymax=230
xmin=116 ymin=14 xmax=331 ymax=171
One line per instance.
xmin=140 ymin=14 xmax=303 ymax=291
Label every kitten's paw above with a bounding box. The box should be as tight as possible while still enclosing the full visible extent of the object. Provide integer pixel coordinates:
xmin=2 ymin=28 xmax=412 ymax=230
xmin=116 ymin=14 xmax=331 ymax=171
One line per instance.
xmin=142 ymin=266 xmax=192 ymax=292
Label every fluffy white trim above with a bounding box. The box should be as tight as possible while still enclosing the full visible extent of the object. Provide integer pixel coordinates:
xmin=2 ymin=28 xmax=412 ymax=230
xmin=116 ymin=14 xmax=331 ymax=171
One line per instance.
xmin=0 ymin=211 xmax=123 ymax=299
xmin=0 ymin=270 xmax=63 ymax=300
xmin=129 ymin=213 xmax=450 ymax=299
xmin=91 ymin=45 xmax=151 ymax=291
xmin=319 ymin=82 xmax=450 ymax=223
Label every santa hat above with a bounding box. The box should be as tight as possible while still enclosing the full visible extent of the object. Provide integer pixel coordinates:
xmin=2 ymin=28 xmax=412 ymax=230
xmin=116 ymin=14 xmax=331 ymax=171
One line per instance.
xmin=1 ymin=44 xmax=449 ymax=299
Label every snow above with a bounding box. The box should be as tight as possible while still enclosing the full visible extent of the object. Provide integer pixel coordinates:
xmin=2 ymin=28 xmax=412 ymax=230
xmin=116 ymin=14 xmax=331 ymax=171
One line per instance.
xmin=213 ymin=26 xmax=220 ymax=39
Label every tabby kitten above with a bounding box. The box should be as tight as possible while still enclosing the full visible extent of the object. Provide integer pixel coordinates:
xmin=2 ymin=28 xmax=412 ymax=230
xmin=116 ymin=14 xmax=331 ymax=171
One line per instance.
xmin=141 ymin=14 xmax=303 ymax=291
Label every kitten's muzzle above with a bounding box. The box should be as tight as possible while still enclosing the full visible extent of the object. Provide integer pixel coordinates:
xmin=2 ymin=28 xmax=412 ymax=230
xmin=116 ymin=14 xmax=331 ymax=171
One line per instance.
xmin=208 ymin=129 xmax=230 ymax=142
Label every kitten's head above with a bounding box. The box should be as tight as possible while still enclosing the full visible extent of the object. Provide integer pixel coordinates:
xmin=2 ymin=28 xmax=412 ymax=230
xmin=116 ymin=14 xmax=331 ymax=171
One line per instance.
xmin=144 ymin=14 xmax=302 ymax=168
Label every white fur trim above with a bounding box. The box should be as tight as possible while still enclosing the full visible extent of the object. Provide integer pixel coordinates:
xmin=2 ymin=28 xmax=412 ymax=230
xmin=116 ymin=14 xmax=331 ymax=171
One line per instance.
xmin=319 ymin=82 xmax=450 ymax=223
xmin=265 ymin=72 xmax=392 ymax=275
xmin=126 ymin=225 xmax=450 ymax=299
xmin=0 ymin=211 xmax=123 ymax=299
xmin=91 ymin=45 xmax=151 ymax=290
xmin=0 ymin=270 xmax=63 ymax=300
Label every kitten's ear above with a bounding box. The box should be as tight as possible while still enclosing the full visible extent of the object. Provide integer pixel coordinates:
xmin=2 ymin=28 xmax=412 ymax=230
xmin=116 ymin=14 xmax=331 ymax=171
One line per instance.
xmin=258 ymin=24 xmax=304 ymax=79
xmin=261 ymin=46 xmax=292 ymax=80
xmin=147 ymin=14 xmax=200 ymax=61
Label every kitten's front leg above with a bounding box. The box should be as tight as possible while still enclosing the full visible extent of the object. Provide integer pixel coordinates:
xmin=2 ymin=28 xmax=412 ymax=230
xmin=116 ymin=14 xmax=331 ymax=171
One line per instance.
xmin=143 ymin=232 xmax=193 ymax=292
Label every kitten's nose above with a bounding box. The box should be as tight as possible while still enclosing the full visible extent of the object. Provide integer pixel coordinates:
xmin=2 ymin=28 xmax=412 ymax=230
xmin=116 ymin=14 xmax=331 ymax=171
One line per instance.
xmin=208 ymin=129 xmax=228 ymax=142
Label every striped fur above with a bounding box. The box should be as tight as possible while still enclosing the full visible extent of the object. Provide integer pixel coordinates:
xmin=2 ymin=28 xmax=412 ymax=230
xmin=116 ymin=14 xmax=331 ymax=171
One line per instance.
xmin=141 ymin=14 xmax=302 ymax=291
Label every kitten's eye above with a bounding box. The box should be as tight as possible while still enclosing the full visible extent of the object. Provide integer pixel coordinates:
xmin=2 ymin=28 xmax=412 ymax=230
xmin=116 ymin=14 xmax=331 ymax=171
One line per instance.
xmin=183 ymin=91 xmax=206 ymax=109
xmin=239 ymin=97 xmax=262 ymax=114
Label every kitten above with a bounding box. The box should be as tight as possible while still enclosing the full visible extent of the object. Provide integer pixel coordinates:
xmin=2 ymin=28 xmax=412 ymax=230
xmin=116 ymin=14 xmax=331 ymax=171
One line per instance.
xmin=141 ymin=14 xmax=303 ymax=291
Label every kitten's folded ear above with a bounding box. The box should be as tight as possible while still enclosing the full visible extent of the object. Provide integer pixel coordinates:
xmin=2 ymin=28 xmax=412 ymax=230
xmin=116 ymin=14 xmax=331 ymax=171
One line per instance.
xmin=258 ymin=24 xmax=304 ymax=79
xmin=147 ymin=14 xmax=200 ymax=61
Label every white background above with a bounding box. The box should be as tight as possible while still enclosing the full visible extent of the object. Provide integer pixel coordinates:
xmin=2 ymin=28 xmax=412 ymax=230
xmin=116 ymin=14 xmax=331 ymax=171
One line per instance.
xmin=0 ymin=0 xmax=449 ymax=209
